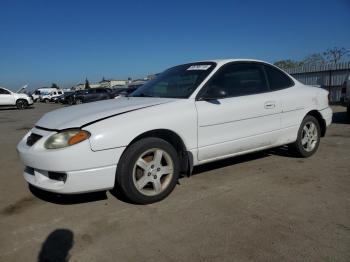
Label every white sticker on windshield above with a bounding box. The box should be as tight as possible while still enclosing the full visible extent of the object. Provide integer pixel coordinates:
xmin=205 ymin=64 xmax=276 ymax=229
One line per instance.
xmin=187 ymin=65 xmax=211 ymax=70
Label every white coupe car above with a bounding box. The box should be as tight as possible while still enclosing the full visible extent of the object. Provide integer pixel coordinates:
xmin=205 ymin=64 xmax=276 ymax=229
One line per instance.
xmin=17 ymin=59 xmax=332 ymax=204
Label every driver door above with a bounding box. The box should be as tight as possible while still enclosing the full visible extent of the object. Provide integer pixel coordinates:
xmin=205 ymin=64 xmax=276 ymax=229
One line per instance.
xmin=195 ymin=63 xmax=281 ymax=161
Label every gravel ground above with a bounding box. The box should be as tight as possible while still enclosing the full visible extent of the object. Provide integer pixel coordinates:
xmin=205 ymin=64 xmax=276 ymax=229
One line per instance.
xmin=0 ymin=103 xmax=349 ymax=262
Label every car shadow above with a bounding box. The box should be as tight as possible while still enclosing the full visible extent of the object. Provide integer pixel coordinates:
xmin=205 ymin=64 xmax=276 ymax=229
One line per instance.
xmin=191 ymin=150 xmax=271 ymax=176
xmin=109 ymin=189 xmax=136 ymax=205
xmin=38 ymin=229 xmax=74 ymax=262
xmin=29 ymin=147 xmax=297 ymax=205
xmin=29 ymin=185 xmax=107 ymax=205
xmin=190 ymin=145 xmax=301 ymax=176
xmin=0 ymin=107 xmax=34 ymax=111
xmin=332 ymin=111 xmax=350 ymax=124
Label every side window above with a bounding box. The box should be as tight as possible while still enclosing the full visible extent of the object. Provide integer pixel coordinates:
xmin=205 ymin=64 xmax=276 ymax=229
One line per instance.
xmin=96 ymin=89 xmax=107 ymax=94
xmin=265 ymin=65 xmax=294 ymax=90
xmin=205 ymin=63 xmax=268 ymax=98
xmin=0 ymin=88 xmax=11 ymax=94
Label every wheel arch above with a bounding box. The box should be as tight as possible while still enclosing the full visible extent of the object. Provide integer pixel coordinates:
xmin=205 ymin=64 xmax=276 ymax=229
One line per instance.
xmin=305 ymin=110 xmax=326 ymax=137
xmin=15 ymin=98 xmax=28 ymax=107
xmin=126 ymin=129 xmax=193 ymax=176
xmin=16 ymin=98 xmax=27 ymax=103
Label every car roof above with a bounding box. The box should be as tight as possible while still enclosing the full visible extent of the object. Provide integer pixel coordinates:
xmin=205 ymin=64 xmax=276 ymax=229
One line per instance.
xmin=194 ymin=58 xmax=270 ymax=67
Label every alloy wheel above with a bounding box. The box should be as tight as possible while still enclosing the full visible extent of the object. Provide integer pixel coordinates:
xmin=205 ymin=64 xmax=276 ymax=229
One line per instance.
xmin=132 ymin=148 xmax=174 ymax=196
xmin=301 ymin=121 xmax=318 ymax=152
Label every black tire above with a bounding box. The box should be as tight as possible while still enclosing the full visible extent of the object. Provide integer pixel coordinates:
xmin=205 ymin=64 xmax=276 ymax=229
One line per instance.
xmin=44 ymin=98 xmax=50 ymax=103
xmin=16 ymin=99 xmax=28 ymax=110
xmin=75 ymin=98 xmax=83 ymax=105
xmin=115 ymin=137 xmax=180 ymax=204
xmin=347 ymin=106 xmax=350 ymax=116
xmin=289 ymin=115 xmax=321 ymax=158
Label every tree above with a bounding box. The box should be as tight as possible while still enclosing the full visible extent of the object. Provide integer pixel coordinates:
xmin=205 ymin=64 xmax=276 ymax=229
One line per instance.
xmin=323 ymin=47 xmax=349 ymax=64
xmin=273 ymin=59 xmax=303 ymax=69
xmin=51 ymin=83 xmax=59 ymax=89
xmin=85 ymin=78 xmax=90 ymax=89
xmin=302 ymin=53 xmax=325 ymax=66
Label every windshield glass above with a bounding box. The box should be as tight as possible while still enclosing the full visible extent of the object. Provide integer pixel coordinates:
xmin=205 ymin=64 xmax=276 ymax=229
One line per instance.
xmin=130 ymin=62 xmax=216 ymax=98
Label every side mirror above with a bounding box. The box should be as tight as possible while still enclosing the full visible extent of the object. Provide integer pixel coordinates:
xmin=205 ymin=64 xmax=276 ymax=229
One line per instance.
xmin=201 ymin=86 xmax=227 ymax=100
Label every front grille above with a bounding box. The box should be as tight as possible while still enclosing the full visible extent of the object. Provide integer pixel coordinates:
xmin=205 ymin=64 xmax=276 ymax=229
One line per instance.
xmin=26 ymin=133 xmax=43 ymax=146
xmin=24 ymin=166 xmax=35 ymax=175
xmin=48 ymin=172 xmax=67 ymax=182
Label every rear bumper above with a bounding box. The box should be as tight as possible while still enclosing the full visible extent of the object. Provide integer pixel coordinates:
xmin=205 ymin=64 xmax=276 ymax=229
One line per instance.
xmin=319 ymin=107 xmax=332 ymax=127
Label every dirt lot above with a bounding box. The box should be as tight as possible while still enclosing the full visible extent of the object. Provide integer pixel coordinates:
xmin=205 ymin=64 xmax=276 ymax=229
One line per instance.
xmin=0 ymin=103 xmax=349 ymax=262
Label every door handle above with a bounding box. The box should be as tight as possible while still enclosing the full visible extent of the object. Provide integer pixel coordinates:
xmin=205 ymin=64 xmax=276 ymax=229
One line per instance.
xmin=264 ymin=101 xmax=276 ymax=109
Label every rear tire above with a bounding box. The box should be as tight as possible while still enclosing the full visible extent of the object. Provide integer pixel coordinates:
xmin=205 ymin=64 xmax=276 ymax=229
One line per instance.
xmin=115 ymin=137 xmax=180 ymax=204
xmin=16 ymin=100 xmax=28 ymax=110
xmin=44 ymin=98 xmax=49 ymax=103
xmin=347 ymin=106 xmax=350 ymax=116
xmin=75 ymin=99 xmax=83 ymax=104
xmin=289 ymin=115 xmax=321 ymax=158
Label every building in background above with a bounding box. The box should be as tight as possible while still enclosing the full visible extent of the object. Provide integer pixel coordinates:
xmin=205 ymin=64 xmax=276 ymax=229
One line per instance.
xmin=99 ymin=79 xmax=127 ymax=88
xmin=285 ymin=62 xmax=350 ymax=102
xmin=72 ymin=83 xmax=100 ymax=90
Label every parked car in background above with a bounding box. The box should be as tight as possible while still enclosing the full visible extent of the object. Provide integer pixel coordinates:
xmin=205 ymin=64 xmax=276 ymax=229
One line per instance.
xmin=340 ymin=74 xmax=350 ymax=116
xmin=110 ymin=86 xmax=140 ymax=98
xmin=55 ymin=91 xmax=74 ymax=104
xmin=40 ymin=90 xmax=64 ymax=103
xmin=67 ymin=88 xmax=113 ymax=105
xmin=17 ymin=59 xmax=332 ymax=204
xmin=0 ymin=86 xmax=33 ymax=109
xmin=32 ymin=88 xmax=59 ymax=102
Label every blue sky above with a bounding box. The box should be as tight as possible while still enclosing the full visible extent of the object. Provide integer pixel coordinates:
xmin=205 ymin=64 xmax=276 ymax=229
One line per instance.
xmin=0 ymin=0 xmax=349 ymax=90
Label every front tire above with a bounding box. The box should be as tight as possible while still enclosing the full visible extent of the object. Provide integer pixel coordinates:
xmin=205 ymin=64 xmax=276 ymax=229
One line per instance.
xmin=16 ymin=100 xmax=28 ymax=110
xmin=290 ymin=115 xmax=321 ymax=158
xmin=115 ymin=137 xmax=180 ymax=204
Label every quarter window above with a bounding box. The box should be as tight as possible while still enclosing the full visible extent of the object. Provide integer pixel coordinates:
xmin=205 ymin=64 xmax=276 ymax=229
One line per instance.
xmin=205 ymin=63 xmax=268 ymax=98
xmin=265 ymin=65 xmax=294 ymax=90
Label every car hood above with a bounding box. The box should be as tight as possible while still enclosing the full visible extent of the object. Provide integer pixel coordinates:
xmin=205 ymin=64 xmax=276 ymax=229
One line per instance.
xmin=36 ymin=97 xmax=178 ymax=130
xmin=17 ymin=93 xmax=30 ymax=99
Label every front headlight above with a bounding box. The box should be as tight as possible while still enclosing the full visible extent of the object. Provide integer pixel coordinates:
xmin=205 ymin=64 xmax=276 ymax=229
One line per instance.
xmin=44 ymin=129 xmax=90 ymax=149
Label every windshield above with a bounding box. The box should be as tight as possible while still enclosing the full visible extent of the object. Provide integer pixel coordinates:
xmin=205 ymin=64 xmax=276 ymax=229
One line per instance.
xmin=130 ymin=62 xmax=216 ymax=98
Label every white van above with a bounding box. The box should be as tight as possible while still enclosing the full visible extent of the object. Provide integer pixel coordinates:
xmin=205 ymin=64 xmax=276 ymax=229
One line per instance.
xmin=32 ymin=88 xmax=63 ymax=102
